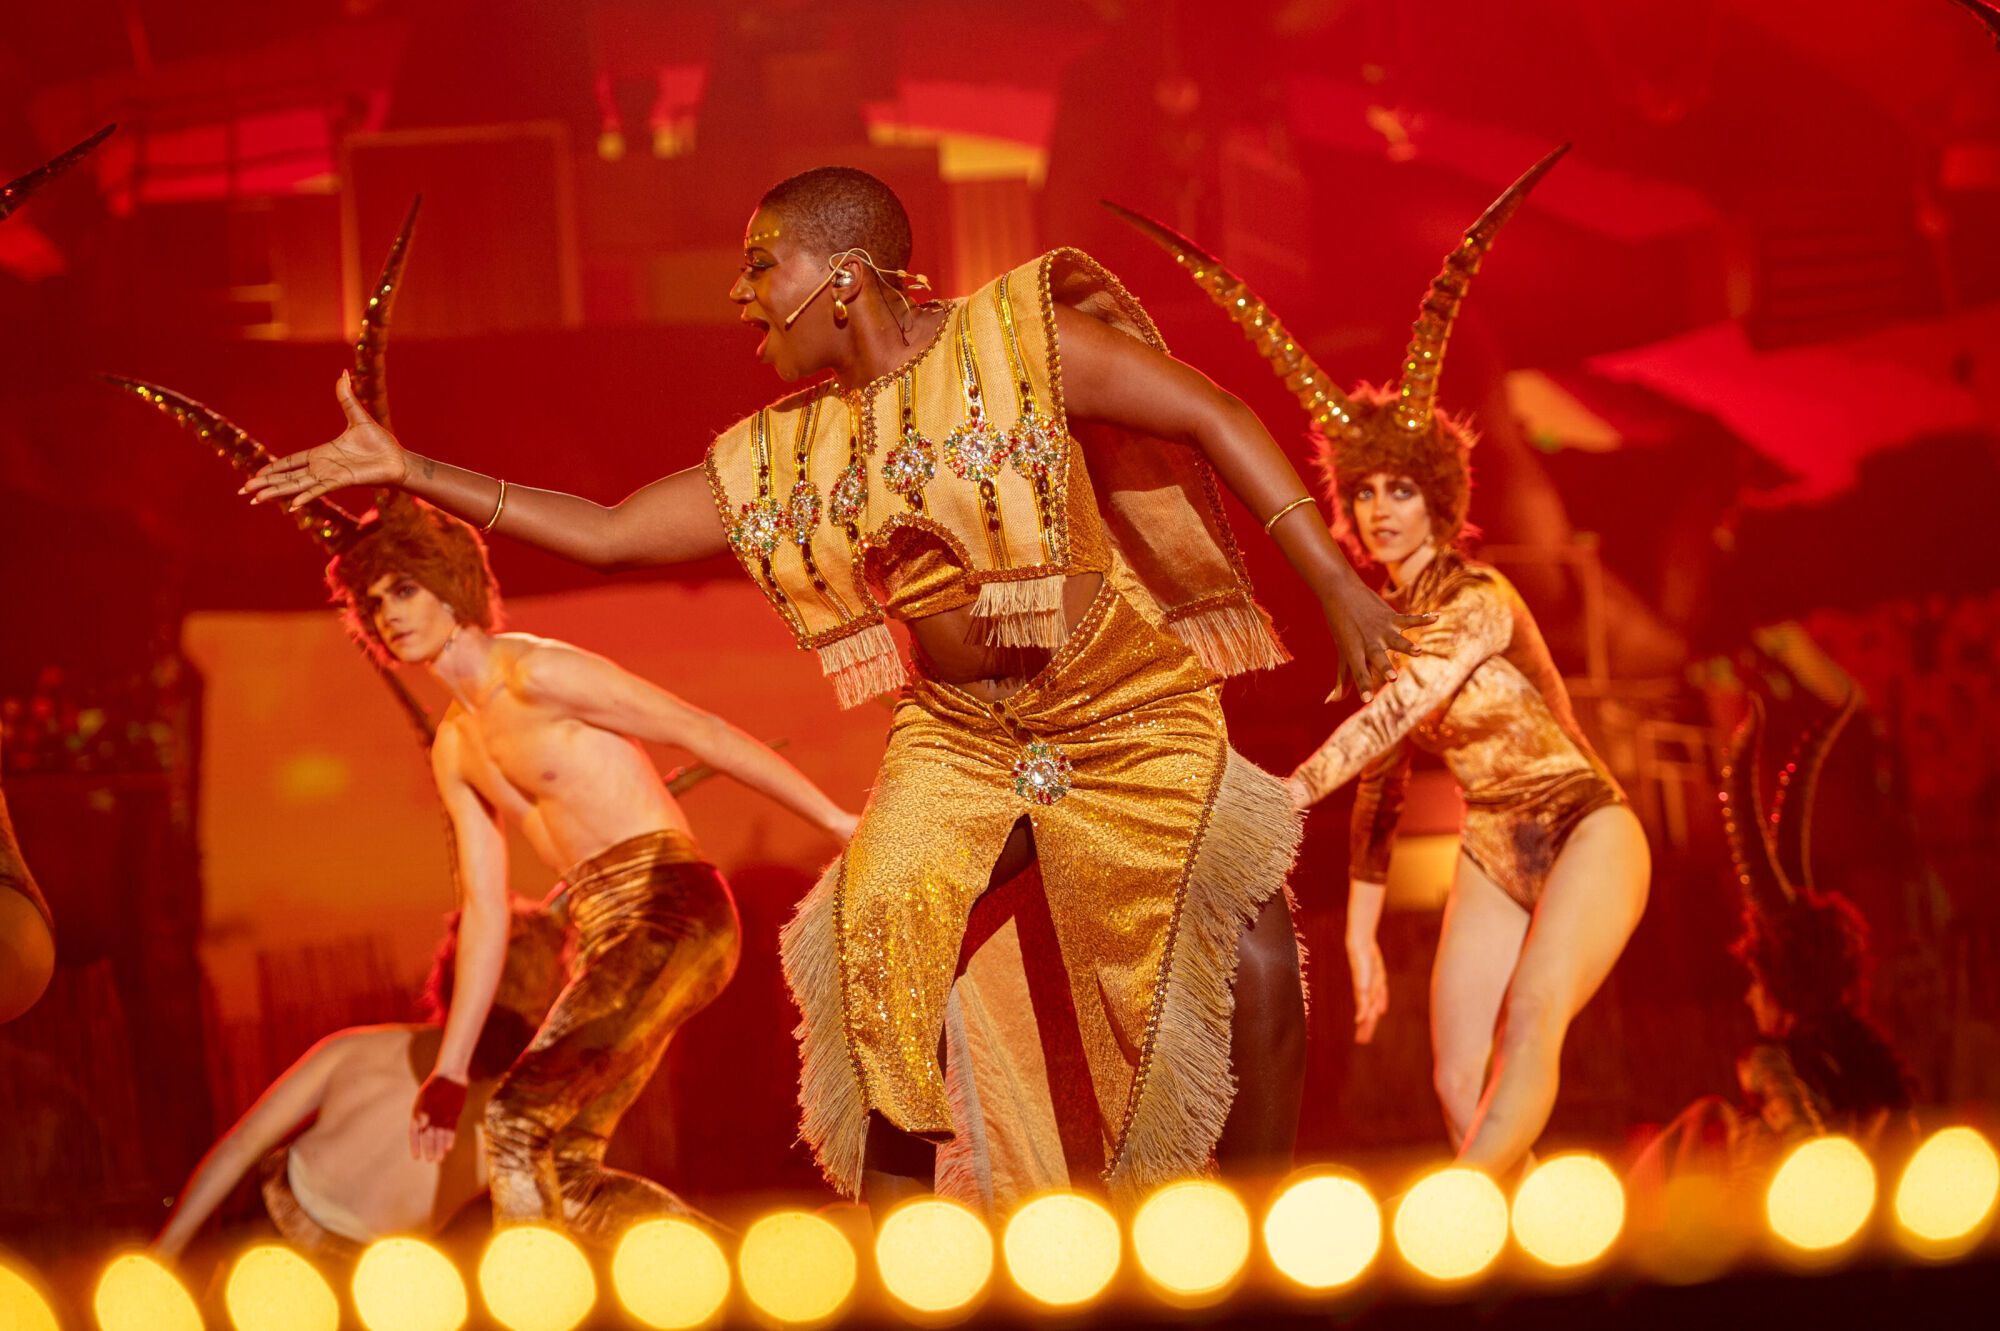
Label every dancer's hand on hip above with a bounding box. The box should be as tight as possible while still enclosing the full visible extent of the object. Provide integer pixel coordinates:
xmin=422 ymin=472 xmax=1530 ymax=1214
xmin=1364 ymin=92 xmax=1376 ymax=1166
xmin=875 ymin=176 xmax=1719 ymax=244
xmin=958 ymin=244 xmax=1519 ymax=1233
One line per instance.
xmin=244 ymin=371 xmax=408 ymax=510
xmin=1321 ymin=582 xmax=1432 ymax=701
xmin=410 ymin=1073 xmax=467 ymax=1162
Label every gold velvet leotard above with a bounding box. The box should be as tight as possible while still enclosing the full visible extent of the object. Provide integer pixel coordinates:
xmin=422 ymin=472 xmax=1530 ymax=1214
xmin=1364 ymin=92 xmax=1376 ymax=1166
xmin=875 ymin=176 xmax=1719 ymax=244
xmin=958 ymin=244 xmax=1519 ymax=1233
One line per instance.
xmin=1290 ymin=550 xmax=1623 ymax=910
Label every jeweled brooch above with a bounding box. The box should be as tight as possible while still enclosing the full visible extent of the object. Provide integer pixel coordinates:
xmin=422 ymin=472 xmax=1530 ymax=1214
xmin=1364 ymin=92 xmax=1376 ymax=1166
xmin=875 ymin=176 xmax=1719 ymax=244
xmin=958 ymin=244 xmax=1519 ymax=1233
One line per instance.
xmin=943 ymin=416 xmax=1013 ymax=483
xmin=1008 ymin=412 xmax=1065 ymax=480
xmin=829 ymin=461 xmax=868 ymax=526
xmin=729 ymin=497 xmax=788 ymax=557
xmin=882 ymin=430 xmax=938 ymax=498
xmin=1011 ymin=739 xmax=1074 ymax=806
xmin=786 ymin=479 xmax=823 ymax=544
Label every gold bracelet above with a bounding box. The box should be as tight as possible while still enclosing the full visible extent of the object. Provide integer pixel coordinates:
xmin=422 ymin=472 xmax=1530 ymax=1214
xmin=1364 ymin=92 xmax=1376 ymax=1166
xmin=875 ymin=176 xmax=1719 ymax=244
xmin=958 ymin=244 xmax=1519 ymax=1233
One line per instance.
xmin=482 ymin=477 xmax=509 ymax=532
xmin=1262 ymin=494 xmax=1316 ymax=535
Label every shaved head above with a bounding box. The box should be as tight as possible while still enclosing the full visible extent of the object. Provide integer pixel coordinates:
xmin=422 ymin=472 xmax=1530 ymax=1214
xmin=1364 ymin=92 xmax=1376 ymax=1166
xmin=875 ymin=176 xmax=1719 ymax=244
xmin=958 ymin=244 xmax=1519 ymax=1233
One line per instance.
xmin=757 ymin=166 xmax=913 ymax=273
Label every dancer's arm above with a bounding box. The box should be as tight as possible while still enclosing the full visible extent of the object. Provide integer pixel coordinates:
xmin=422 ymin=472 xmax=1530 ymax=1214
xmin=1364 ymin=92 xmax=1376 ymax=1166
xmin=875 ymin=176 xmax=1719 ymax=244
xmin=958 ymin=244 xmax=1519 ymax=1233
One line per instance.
xmin=1338 ymin=744 xmax=1408 ymax=1044
xmin=416 ymin=724 xmax=512 ymax=1162
xmin=154 ymin=1034 xmax=349 ymax=1258
xmin=1052 ymin=304 xmax=1432 ymax=695
xmin=1288 ymin=582 xmax=1509 ymax=806
xmin=243 ymin=373 xmax=728 ymax=570
xmin=515 ymin=642 xmax=860 ymax=841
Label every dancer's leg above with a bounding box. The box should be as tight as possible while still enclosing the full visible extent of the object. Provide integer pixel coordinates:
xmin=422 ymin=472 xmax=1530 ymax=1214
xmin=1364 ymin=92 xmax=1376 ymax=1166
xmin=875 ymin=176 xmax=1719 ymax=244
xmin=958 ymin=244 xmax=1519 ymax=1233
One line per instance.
xmin=859 ymin=816 xmax=1037 ymax=1212
xmin=1430 ymin=859 xmax=1529 ymax=1146
xmin=1456 ymin=806 xmax=1650 ymax=1171
xmin=1216 ymin=892 xmax=1305 ymax=1174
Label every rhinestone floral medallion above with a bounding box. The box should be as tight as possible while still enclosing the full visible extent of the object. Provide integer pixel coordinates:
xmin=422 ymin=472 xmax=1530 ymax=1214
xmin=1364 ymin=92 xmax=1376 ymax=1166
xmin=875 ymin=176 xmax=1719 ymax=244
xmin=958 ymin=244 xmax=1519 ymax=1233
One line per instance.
xmin=728 ymin=497 xmax=788 ymax=557
xmin=829 ymin=461 xmax=868 ymax=526
xmin=942 ymin=416 xmax=1013 ymax=483
xmin=881 ymin=430 xmax=937 ymax=499
xmin=786 ymin=479 xmax=823 ymax=544
xmin=1011 ymin=739 xmax=1074 ymax=806
xmin=1008 ymin=412 xmax=1065 ymax=479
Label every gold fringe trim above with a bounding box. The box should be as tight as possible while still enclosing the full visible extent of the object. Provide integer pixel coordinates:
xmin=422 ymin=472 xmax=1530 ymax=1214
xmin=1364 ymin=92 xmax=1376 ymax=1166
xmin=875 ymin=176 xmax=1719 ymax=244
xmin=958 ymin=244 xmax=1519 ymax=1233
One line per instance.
xmin=817 ymin=622 xmax=907 ymax=710
xmin=1104 ymin=749 xmax=1304 ymax=1200
xmin=779 ymin=857 xmax=869 ymax=1197
xmin=1166 ymin=597 xmax=1290 ymax=678
xmin=969 ymin=574 xmax=1068 ymax=648
xmin=933 ymin=989 xmax=994 ymax=1210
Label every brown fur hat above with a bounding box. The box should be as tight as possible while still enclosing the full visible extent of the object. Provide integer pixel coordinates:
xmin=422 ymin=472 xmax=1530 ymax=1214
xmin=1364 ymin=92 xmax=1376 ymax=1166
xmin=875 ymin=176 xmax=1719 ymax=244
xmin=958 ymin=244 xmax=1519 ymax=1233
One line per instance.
xmin=423 ymin=903 xmax=569 ymax=1081
xmin=1311 ymin=383 xmax=1478 ymax=565
xmin=324 ymin=494 xmax=501 ymax=664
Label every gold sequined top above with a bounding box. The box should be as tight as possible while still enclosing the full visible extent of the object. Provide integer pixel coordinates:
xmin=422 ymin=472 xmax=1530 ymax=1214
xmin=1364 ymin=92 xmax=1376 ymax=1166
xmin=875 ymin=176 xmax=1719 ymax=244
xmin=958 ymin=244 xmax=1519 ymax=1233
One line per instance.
xmin=703 ymin=249 xmax=1286 ymax=708
xmin=1291 ymin=551 xmax=1620 ymax=882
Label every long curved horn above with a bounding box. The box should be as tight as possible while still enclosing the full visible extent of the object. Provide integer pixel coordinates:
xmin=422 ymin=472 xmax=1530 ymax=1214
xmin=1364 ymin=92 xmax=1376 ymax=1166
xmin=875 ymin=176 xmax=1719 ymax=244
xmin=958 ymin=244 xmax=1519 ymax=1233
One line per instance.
xmin=0 ymin=124 xmax=115 ymax=224
xmin=1720 ymin=694 xmax=1793 ymax=913
xmin=352 ymin=196 xmax=422 ymax=432
xmin=103 ymin=376 xmax=365 ymax=552
xmin=1389 ymin=143 xmax=1569 ymax=435
xmin=1101 ymin=200 xmax=1363 ymax=439
xmin=1770 ymin=688 xmax=1860 ymax=889
xmin=1949 ymin=0 xmax=2000 ymax=48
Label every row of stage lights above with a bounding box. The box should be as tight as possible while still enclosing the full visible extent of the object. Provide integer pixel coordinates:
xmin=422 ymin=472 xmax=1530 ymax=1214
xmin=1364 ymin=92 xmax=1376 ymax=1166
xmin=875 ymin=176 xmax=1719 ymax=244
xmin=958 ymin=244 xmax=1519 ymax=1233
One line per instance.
xmin=1 ymin=1125 xmax=1995 ymax=1331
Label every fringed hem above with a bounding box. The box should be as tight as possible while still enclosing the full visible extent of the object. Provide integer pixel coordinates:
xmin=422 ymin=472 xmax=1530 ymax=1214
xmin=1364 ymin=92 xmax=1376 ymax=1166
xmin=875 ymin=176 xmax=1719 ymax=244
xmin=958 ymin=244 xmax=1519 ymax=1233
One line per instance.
xmin=969 ymin=574 xmax=1068 ymax=648
xmin=1166 ymin=597 xmax=1291 ymax=678
xmin=934 ymin=989 xmax=994 ymax=1210
xmin=818 ymin=622 xmax=908 ymax=710
xmin=1104 ymin=749 xmax=1304 ymax=1200
xmin=779 ymin=858 xmax=869 ymax=1198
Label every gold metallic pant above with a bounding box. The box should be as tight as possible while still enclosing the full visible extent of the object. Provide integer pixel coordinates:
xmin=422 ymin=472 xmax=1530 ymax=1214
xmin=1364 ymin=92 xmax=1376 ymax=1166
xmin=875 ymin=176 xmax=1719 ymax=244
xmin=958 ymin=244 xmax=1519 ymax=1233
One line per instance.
xmin=485 ymin=830 xmax=739 ymax=1243
xmin=783 ymin=584 xmax=1302 ymax=1202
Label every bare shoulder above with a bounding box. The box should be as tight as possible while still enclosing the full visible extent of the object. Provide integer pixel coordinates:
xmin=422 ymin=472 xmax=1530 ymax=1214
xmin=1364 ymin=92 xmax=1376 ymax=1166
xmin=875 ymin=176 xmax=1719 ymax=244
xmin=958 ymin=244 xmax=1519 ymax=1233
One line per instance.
xmin=505 ymin=635 xmax=616 ymax=704
xmin=306 ymin=1022 xmax=419 ymax=1068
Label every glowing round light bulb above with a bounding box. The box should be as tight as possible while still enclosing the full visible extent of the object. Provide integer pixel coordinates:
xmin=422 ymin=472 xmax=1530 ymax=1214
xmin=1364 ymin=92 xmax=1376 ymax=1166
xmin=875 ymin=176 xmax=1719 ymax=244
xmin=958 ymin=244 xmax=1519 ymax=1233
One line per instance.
xmin=1001 ymin=1192 xmax=1122 ymax=1309
xmin=353 ymin=1237 xmax=469 ymax=1331
xmin=875 ymin=1198 xmax=993 ymax=1317
xmin=737 ymin=1211 xmax=857 ymax=1325
xmin=1511 ymin=1153 xmax=1626 ymax=1270
xmin=613 ymin=1218 xmax=732 ymax=1329
xmin=94 ymin=1254 xmax=202 ymax=1331
xmin=1392 ymin=1167 xmax=1509 ymax=1283
xmin=1895 ymin=1126 xmax=2000 ymax=1253
xmin=226 ymin=1245 xmax=341 ymax=1331
xmin=1263 ymin=1173 xmax=1382 ymax=1290
xmin=1131 ymin=1180 xmax=1252 ymax=1302
xmin=1766 ymin=1135 xmax=1876 ymax=1254
xmin=0 ymin=1262 xmax=60 ymax=1331
xmin=479 ymin=1226 xmax=597 ymax=1331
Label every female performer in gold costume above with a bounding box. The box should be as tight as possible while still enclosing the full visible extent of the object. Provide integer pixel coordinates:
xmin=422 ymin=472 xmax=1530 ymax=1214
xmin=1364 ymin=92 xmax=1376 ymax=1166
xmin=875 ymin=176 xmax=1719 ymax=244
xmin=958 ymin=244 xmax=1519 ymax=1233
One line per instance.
xmin=1118 ymin=147 xmax=1651 ymax=1174
xmin=245 ymin=166 xmax=1427 ymax=1208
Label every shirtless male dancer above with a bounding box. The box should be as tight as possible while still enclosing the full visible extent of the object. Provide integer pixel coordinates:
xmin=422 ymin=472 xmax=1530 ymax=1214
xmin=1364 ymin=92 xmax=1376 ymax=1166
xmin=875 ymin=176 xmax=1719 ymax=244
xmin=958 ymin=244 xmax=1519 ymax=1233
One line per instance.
xmin=155 ymin=904 xmax=567 ymax=1262
xmin=329 ymin=493 xmax=856 ymax=1242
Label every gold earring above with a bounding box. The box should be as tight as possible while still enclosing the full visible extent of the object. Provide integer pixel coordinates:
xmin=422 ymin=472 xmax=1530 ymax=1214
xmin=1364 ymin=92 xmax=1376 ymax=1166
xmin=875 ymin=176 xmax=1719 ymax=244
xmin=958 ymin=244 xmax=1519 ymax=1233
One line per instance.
xmin=832 ymin=295 xmax=848 ymax=321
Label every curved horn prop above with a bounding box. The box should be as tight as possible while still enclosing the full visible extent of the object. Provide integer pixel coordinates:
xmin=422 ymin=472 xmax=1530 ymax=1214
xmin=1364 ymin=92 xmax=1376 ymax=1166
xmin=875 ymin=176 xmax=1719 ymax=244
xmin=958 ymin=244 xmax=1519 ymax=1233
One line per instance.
xmin=103 ymin=375 xmax=365 ymax=553
xmin=1101 ymin=200 xmax=1363 ymax=438
xmin=1949 ymin=0 xmax=2000 ymax=47
xmin=1390 ymin=143 xmax=1570 ymax=435
xmin=1720 ymin=695 xmax=1794 ymax=913
xmin=0 ymin=124 xmax=115 ymax=224
xmin=1770 ymin=688 xmax=1860 ymax=889
xmin=352 ymin=196 xmax=422 ymax=431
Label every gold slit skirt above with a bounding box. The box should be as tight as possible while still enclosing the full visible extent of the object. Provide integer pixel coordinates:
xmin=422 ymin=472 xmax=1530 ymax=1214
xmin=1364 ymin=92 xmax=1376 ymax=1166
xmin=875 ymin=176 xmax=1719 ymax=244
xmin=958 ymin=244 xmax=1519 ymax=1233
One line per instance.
xmin=782 ymin=584 xmax=1303 ymax=1202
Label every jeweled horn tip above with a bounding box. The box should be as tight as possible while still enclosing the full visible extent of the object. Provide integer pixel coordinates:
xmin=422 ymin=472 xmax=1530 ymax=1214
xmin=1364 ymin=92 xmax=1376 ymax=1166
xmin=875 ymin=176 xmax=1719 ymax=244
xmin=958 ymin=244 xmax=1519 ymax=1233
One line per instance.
xmin=1101 ymin=198 xmax=1359 ymax=435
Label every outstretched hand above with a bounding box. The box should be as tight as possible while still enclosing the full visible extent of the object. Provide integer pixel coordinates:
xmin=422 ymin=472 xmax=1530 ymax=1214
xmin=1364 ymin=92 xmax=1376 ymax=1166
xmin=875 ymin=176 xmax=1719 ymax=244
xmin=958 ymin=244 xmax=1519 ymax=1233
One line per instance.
xmin=243 ymin=371 xmax=408 ymax=510
xmin=1323 ymin=583 xmax=1433 ymax=700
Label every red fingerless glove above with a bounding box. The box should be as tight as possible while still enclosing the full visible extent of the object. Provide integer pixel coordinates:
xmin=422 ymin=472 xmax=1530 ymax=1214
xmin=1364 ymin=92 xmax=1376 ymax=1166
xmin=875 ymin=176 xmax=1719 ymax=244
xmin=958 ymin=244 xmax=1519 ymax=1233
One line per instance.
xmin=413 ymin=1073 xmax=468 ymax=1129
